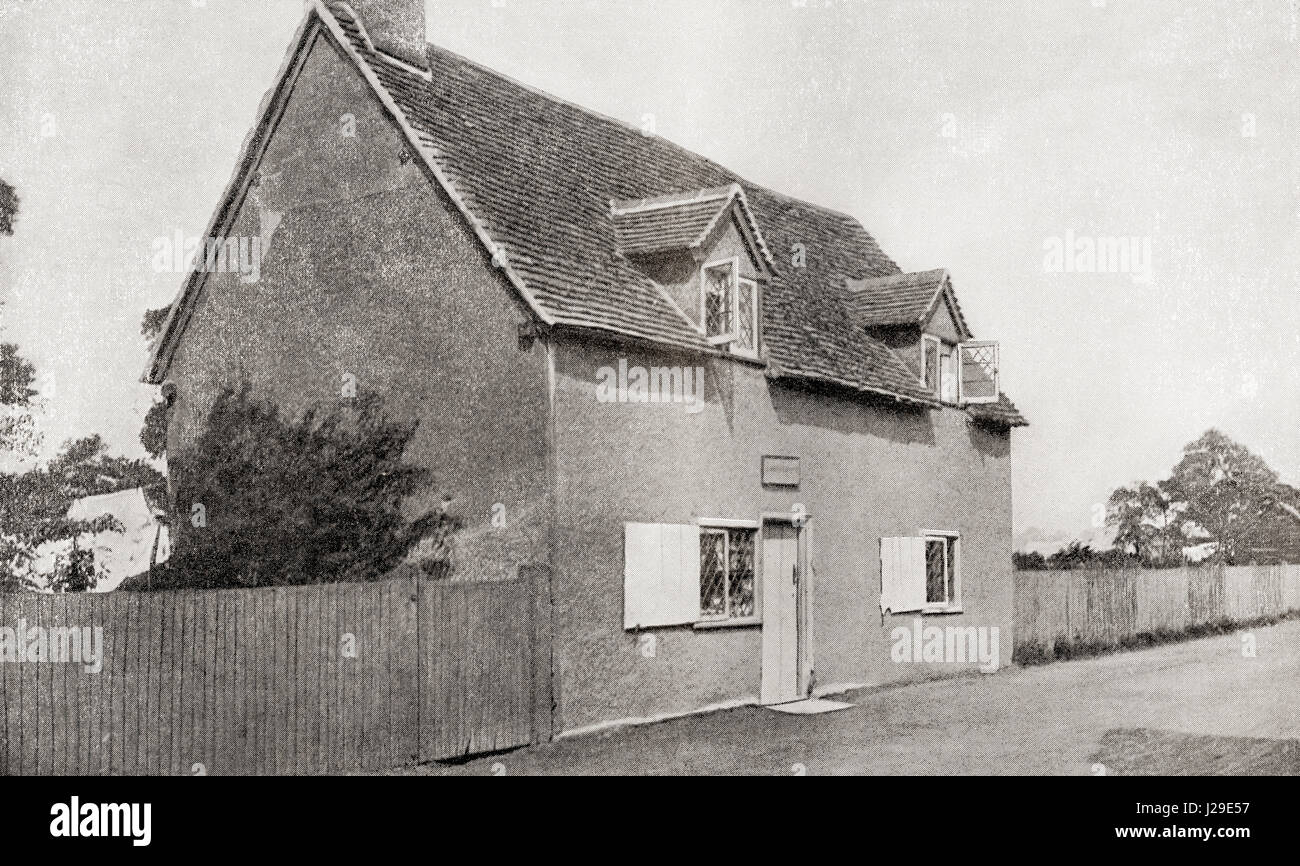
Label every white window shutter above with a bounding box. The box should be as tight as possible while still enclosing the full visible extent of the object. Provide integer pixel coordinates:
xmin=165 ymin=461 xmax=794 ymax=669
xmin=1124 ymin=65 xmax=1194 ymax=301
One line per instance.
xmin=900 ymin=536 xmax=927 ymax=611
xmin=880 ymin=537 xmax=927 ymax=614
xmin=624 ymin=523 xmax=661 ymax=629
xmin=880 ymin=537 xmax=901 ymax=614
xmin=658 ymin=523 xmax=702 ymax=625
xmin=624 ymin=523 xmax=701 ymax=630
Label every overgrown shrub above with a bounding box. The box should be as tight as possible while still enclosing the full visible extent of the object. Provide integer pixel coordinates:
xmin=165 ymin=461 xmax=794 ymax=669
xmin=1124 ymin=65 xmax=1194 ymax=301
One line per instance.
xmin=157 ymin=383 xmax=456 ymax=590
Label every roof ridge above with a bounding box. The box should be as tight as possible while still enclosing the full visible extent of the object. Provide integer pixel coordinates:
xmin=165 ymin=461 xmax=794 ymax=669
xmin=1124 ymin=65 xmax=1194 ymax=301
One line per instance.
xmin=304 ymin=0 xmax=583 ymax=339
xmin=324 ymin=1 xmax=432 ymax=79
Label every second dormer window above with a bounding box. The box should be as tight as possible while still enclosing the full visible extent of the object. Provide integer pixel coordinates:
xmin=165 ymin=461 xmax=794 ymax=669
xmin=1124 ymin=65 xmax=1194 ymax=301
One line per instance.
xmin=920 ymin=334 xmax=1000 ymax=404
xmin=702 ymin=258 xmax=758 ymax=358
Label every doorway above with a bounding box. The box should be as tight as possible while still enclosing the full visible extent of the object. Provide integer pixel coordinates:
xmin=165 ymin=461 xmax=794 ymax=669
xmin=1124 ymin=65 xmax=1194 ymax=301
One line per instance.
xmin=760 ymin=517 xmax=808 ymax=704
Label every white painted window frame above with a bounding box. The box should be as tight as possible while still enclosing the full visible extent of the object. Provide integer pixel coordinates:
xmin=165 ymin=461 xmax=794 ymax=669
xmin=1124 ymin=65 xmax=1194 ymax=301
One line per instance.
xmin=920 ymin=333 xmax=941 ymax=393
xmin=701 ymin=257 xmax=740 ymax=346
xmin=696 ymin=517 xmax=761 ymax=626
xmin=920 ymin=528 xmax=962 ymax=613
xmin=957 ymin=340 xmax=999 ymax=404
xmin=733 ymin=276 xmax=760 ymax=359
xmin=700 ymin=257 xmax=761 ymax=358
xmin=939 ymin=342 xmax=959 ymax=404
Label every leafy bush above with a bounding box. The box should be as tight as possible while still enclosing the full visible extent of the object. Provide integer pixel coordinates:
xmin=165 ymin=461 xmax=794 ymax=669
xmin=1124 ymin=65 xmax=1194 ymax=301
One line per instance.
xmin=1012 ymin=550 xmax=1047 ymax=570
xmin=158 ymin=383 xmax=457 ymax=590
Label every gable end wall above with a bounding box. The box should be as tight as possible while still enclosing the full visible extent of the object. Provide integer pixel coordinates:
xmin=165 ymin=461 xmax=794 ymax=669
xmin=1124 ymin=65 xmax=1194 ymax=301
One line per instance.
xmin=165 ymin=28 xmax=552 ymax=582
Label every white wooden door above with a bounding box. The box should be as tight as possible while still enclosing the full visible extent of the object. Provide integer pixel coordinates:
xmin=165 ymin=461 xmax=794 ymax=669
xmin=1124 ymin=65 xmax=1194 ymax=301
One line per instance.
xmin=761 ymin=521 xmax=800 ymax=704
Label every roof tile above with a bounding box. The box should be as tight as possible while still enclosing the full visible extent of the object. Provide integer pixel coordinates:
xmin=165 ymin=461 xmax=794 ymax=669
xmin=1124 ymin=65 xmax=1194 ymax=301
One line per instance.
xmin=317 ymin=3 xmax=1018 ymax=413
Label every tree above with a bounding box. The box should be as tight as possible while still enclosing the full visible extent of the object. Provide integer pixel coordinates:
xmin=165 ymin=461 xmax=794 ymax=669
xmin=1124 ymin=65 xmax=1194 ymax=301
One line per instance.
xmin=0 ymin=343 xmax=37 ymax=406
xmin=1 ymin=435 xmax=164 ymax=592
xmin=1 ymin=179 xmax=37 ymax=463
xmin=49 ymin=546 xmax=97 ymax=594
xmin=140 ymin=304 xmax=171 ymax=348
xmin=1106 ymin=480 xmax=1181 ymax=565
xmin=1 ymin=336 xmax=163 ymax=591
xmin=0 ymin=340 xmax=38 ymax=589
xmin=159 ymin=383 xmax=458 ymax=590
xmin=1275 ymin=483 xmax=1300 ymax=524
xmin=0 ymin=178 xmax=17 ymax=237
xmin=1163 ymin=429 xmax=1279 ymax=565
xmin=1045 ymin=541 xmax=1126 ymax=570
xmin=44 ymin=434 xmax=165 ymax=499
xmin=1 ymin=342 xmax=42 ymax=465
xmin=1013 ymin=550 xmax=1047 ymax=570
xmin=140 ymin=399 xmax=168 ymax=459
xmin=139 ymin=305 xmax=172 ymax=458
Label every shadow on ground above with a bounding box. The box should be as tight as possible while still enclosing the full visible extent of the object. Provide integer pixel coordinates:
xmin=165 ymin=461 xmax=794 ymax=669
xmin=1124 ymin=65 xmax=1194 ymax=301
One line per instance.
xmin=1090 ymin=728 xmax=1300 ymax=775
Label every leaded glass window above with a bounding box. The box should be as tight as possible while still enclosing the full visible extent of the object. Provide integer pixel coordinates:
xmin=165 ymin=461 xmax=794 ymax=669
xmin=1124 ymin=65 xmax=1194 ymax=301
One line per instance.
xmin=699 ymin=527 xmax=757 ymax=621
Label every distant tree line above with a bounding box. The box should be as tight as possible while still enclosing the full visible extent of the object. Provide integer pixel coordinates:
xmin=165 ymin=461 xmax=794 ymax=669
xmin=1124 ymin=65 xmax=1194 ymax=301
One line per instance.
xmin=1013 ymin=543 xmax=1131 ymax=572
xmin=1018 ymin=429 xmax=1299 ymax=570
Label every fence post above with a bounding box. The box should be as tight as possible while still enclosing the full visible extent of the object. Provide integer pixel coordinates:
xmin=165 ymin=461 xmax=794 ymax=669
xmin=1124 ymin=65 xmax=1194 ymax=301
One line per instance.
xmin=520 ymin=563 xmax=554 ymax=744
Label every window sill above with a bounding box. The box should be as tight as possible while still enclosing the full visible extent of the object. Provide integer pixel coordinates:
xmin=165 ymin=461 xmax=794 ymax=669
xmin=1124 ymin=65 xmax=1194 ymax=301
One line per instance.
xmin=921 ymin=606 xmax=964 ymax=616
xmin=723 ymin=348 xmax=766 ymax=368
xmin=694 ymin=617 xmax=762 ymax=630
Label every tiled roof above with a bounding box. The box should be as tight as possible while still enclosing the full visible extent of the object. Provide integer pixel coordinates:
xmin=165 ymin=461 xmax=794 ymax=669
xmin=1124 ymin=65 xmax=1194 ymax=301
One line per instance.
xmin=845 ymin=269 xmax=971 ymax=337
xmin=966 ymin=395 xmax=1029 ymax=428
xmin=611 ymin=184 xmax=773 ymax=266
xmin=153 ymin=1 xmax=1026 ymax=425
xmin=613 ymin=194 xmax=731 ymax=258
xmin=320 ymin=2 xmax=946 ymax=406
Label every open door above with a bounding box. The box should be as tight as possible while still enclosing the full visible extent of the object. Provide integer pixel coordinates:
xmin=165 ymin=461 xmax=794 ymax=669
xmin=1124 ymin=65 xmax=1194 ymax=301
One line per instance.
xmin=761 ymin=519 xmax=806 ymax=704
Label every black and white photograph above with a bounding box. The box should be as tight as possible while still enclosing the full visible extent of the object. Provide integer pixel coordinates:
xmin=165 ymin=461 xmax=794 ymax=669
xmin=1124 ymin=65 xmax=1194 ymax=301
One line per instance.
xmin=0 ymin=0 xmax=1297 ymax=838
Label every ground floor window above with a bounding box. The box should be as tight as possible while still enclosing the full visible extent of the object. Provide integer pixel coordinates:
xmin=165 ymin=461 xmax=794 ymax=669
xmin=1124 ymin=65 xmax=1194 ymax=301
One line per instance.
xmin=699 ymin=526 xmax=756 ymax=621
xmin=924 ymin=531 xmax=960 ymax=609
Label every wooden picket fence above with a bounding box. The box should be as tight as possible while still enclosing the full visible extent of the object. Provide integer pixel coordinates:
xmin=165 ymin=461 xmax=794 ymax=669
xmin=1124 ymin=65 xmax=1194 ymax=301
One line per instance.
xmin=0 ymin=568 xmax=552 ymax=775
xmin=1014 ymin=563 xmax=1300 ymax=655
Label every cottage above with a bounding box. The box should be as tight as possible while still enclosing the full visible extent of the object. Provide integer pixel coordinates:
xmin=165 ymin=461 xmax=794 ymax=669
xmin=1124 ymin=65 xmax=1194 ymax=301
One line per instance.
xmin=145 ymin=0 xmax=1027 ymax=734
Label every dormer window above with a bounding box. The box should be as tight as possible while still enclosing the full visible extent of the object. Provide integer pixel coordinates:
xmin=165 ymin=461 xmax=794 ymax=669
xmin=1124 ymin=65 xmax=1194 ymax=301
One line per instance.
xmin=611 ymin=185 xmax=773 ymax=362
xmin=919 ymin=335 xmax=999 ymax=404
xmin=702 ymin=257 xmax=759 ymax=359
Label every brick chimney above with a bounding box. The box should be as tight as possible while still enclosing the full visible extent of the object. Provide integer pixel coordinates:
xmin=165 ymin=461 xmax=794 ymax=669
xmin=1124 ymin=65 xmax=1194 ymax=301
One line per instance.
xmin=339 ymin=0 xmax=427 ymax=68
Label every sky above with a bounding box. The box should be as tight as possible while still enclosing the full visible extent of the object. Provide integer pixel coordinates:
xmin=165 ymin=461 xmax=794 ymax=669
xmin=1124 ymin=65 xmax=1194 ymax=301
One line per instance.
xmin=0 ymin=0 xmax=1297 ymax=537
